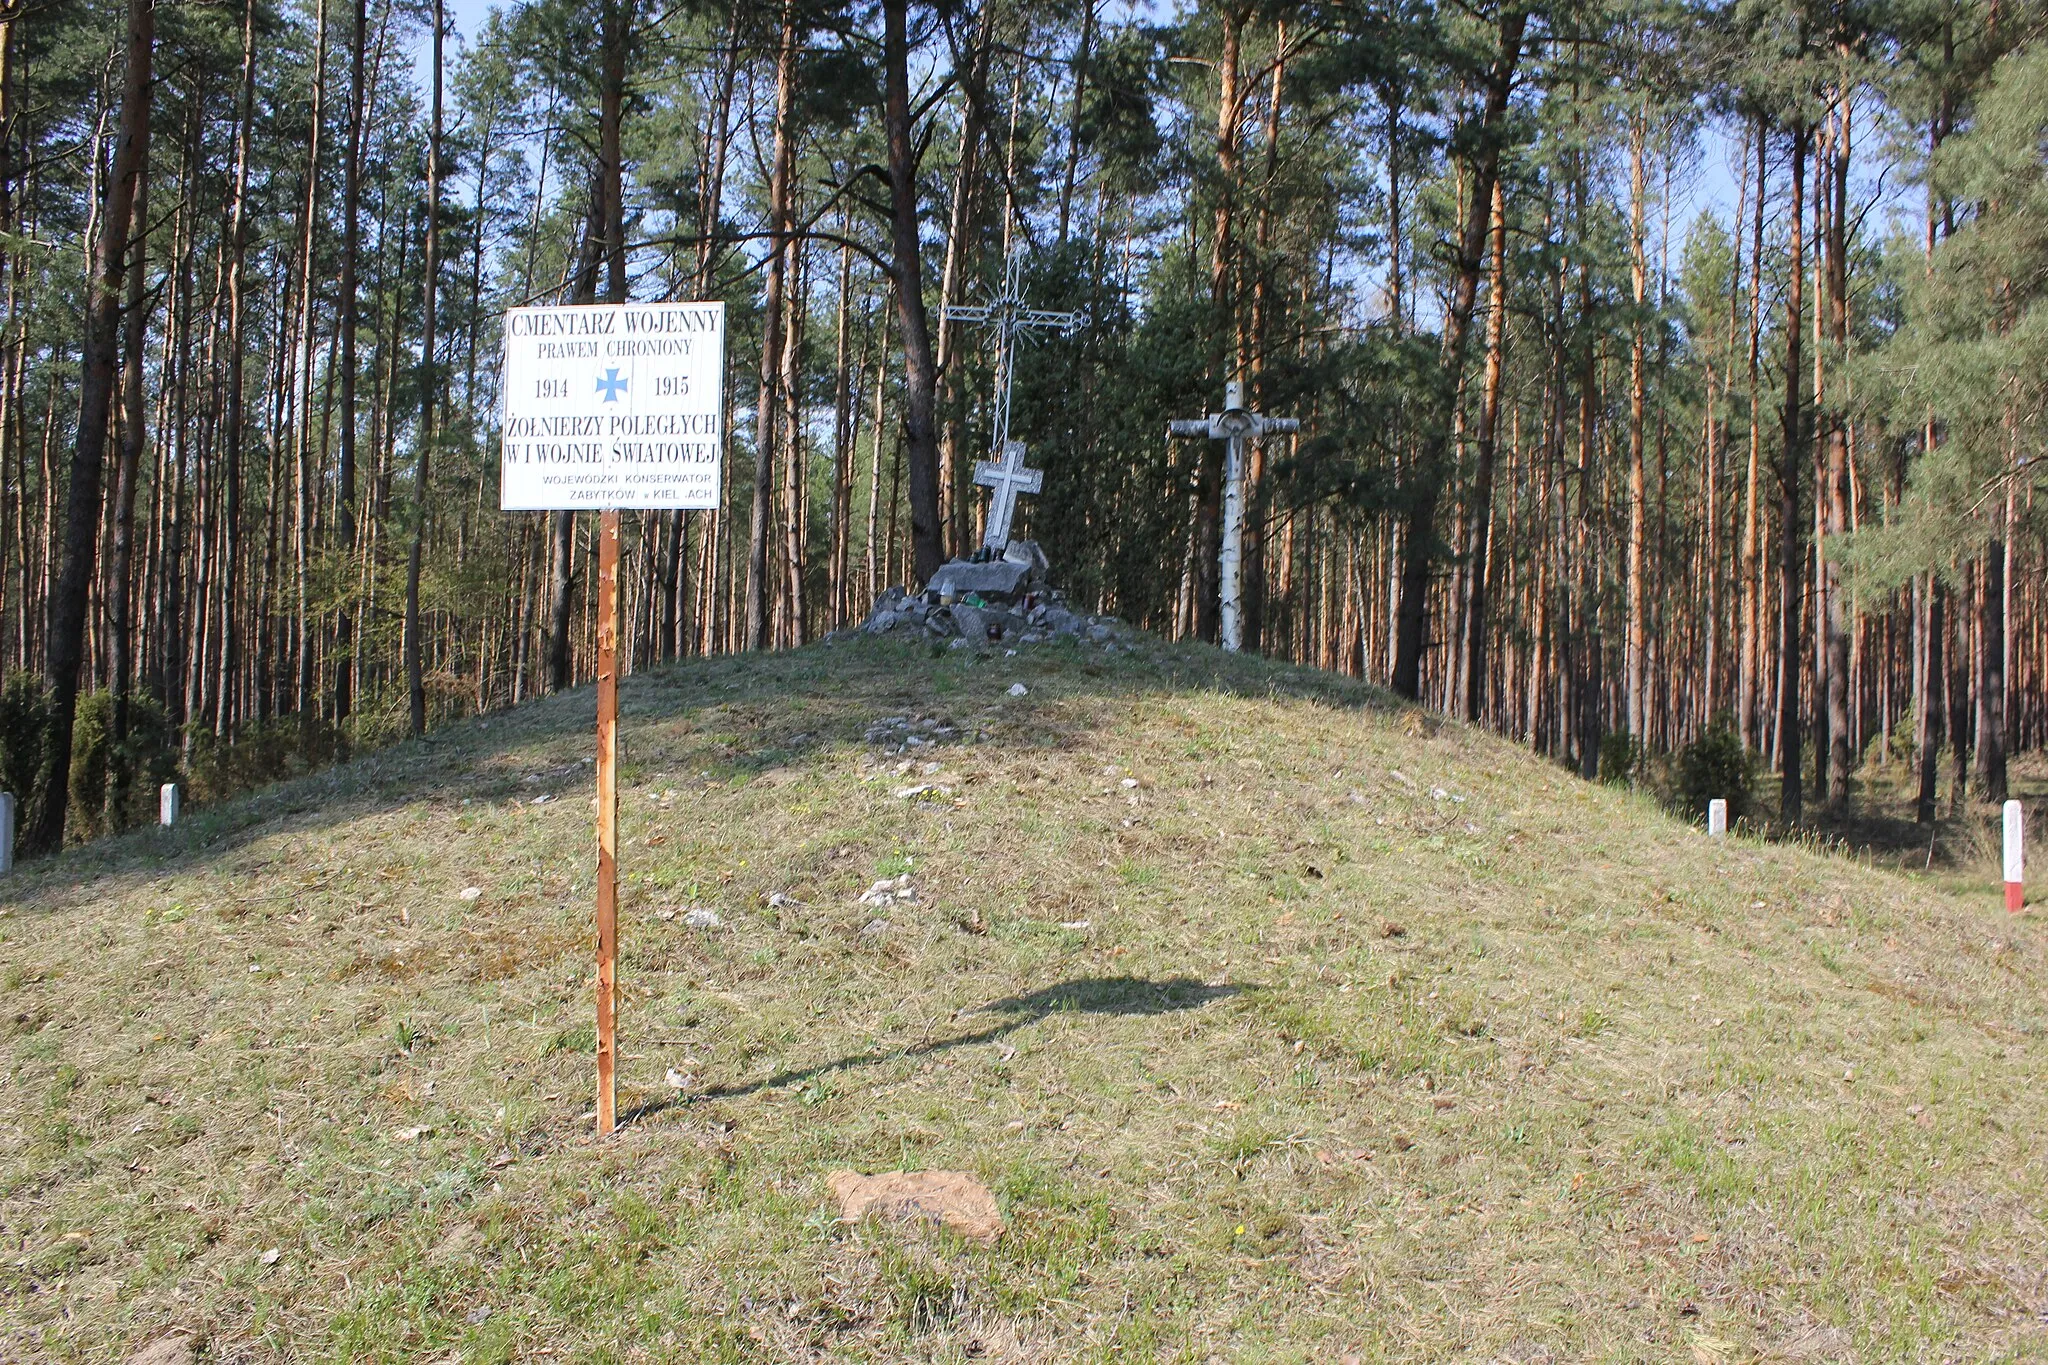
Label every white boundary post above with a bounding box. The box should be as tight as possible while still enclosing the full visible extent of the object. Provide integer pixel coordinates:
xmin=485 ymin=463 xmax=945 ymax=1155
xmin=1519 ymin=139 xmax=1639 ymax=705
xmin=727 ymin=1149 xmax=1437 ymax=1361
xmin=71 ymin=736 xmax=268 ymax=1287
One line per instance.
xmin=2005 ymin=800 xmax=2024 ymax=915
xmin=1707 ymin=799 xmax=1728 ymax=838
xmin=159 ymin=783 xmax=179 ymax=828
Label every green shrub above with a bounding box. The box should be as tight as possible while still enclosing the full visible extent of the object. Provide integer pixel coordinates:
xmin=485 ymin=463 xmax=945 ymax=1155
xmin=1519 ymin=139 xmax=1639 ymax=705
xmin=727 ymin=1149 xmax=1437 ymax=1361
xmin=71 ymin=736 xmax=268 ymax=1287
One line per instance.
xmin=0 ymin=672 xmax=50 ymax=807
xmin=1676 ymin=725 xmax=1757 ymax=821
xmin=67 ymin=691 xmax=115 ymax=841
xmin=1598 ymin=732 xmax=1642 ymax=786
xmin=63 ymin=691 xmax=181 ymax=840
xmin=114 ymin=693 xmax=179 ymax=828
xmin=185 ymin=717 xmax=314 ymax=805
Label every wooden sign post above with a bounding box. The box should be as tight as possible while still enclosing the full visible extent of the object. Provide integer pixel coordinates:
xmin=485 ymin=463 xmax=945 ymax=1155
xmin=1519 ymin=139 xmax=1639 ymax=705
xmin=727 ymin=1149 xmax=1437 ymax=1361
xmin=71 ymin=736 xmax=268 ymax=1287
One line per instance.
xmin=500 ymin=300 xmax=726 ymax=1136
xmin=594 ymin=509 xmax=620 ymax=1132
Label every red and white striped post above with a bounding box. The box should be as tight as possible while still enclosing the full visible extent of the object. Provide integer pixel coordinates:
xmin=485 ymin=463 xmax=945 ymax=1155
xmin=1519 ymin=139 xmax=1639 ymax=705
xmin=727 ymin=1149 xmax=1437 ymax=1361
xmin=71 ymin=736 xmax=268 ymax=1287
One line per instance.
xmin=2005 ymin=800 xmax=2025 ymax=915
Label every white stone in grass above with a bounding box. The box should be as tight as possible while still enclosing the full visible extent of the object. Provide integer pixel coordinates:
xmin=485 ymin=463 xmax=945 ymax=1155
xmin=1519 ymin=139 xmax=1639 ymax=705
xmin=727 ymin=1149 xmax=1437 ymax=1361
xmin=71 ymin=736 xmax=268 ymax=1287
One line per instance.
xmin=683 ymin=907 xmax=723 ymax=930
xmin=1007 ymin=683 xmax=1028 ymax=697
xmin=458 ymin=886 xmax=483 ymax=902
xmin=859 ymin=874 xmax=916 ymax=908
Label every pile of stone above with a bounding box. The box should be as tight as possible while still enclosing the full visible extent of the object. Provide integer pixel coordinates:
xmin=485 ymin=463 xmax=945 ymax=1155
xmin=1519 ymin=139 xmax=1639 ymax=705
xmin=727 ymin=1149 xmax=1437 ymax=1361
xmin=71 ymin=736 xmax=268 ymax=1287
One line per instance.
xmin=862 ymin=714 xmax=961 ymax=753
xmin=847 ymin=538 xmax=1132 ymax=649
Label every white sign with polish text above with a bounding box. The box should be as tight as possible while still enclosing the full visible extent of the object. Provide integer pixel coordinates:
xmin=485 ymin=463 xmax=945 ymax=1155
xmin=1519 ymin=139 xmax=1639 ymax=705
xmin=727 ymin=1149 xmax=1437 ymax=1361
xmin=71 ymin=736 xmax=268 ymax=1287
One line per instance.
xmin=499 ymin=302 xmax=725 ymax=510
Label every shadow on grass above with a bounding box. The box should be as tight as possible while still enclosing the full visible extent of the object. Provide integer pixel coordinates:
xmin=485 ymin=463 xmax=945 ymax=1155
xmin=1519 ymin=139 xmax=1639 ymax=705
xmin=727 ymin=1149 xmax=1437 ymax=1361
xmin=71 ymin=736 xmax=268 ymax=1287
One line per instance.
xmin=620 ymin=975 xmax=1246 ymax=1126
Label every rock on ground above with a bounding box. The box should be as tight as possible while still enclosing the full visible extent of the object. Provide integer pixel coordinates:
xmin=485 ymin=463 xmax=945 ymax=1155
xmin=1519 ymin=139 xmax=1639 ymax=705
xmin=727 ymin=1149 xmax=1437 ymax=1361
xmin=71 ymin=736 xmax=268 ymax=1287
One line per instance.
xmin=826 ymin=1169 xmax=1004 ymax=1242
xmin=846 ymin=583 xmax=1131 ymax=650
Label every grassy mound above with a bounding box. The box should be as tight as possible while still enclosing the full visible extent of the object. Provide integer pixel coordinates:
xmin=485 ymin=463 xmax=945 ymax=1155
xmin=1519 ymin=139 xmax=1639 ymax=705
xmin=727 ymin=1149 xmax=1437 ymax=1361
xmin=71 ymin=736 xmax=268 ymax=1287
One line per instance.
xmin=2 ymin=636 xmax=2043 ymax=1362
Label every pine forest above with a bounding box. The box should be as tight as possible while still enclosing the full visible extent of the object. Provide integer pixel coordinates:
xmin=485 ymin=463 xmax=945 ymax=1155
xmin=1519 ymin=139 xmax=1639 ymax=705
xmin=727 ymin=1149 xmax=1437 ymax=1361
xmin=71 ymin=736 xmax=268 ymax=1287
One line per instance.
xmin=3 ymin=0 xmax=2046 ymax=854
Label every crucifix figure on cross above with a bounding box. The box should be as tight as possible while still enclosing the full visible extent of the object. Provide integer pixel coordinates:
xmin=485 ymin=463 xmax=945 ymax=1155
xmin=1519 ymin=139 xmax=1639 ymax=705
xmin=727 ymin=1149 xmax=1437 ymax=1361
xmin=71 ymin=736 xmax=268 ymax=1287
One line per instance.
xmin=943 ymin=248 xmax=1085 ymax=549
xmin=973 ymin=440 xmax=1044 ymax=550
xmin=1169 ymin=380 xmax=1301 ymax=654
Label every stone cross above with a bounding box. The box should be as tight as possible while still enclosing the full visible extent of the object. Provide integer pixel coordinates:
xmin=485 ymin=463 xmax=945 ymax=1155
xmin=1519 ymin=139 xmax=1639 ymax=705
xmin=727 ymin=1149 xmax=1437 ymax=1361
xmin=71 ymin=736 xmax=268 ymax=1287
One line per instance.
xmin=943 ymin=249 xmax=1084 ymax=548
xmin=973 ymin=440 xmax=1044 ymax=549
xmin=1168 ymin=381 xmax=1300 ymax=653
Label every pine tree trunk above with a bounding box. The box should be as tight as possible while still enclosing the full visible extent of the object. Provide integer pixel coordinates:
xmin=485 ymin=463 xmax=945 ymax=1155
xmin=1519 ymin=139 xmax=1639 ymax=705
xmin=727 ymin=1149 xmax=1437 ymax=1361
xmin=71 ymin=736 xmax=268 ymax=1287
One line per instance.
xmin=1391 ymin=6 xmax=1524 ymax=701
xmin=548 ymin=184 xmax=607 ymax=691
xmin=1916 ymin=576 xmax=1943 ymax=823
xmin=108 ymin=164 xmax=150 ymax=767
xmin=293 ymin=0 xmax=327 ymax=740
xmin=1776 ymin=122 xmax=1809 ymax=824
xmin=1244 ymin=21 xmax=1285 ymax=654
xmin=864 ymin=294 xmax=892 ymax=607
xmin=1193 ymin=5 xmax=1247 ymax=646
xmin=1625 ymin=108 xmax=1649 ymax=743
xmin=31 ymin=0 xmax=151 ymax=853
xmin=686 ymin=5 xmax=737 ymax=657
xmin=828 ymin=239 xmax=854 ymax=628
xmin=882 ymin=0 xmax=945 ymax=585
xmin=212 ymin=0 xmax=256 ymax=743
xmin=746 ymin=3 xmax=797 ymax=649
xmin=1821 ymin=99 xmax=1851 ymax=806
xmin=1459 ymin=177 xmax=1509 ymax=721
xmin=406 ymin=0 xmax=443 ymax=736
xmin=1056 ymin=0 xmax=1096 ymax=246
xmin=334 ymin=0 xmax=371 ymax=738
xmin=1738 ymin=117 xmax=1766 ymax=750
xmin=933 ymin=6 xmax=992 ymax=554
xmin=780 ymin=230 xmax=808 ymax=646
xmin=1978 ymin=510 xmax=2009 ymax=801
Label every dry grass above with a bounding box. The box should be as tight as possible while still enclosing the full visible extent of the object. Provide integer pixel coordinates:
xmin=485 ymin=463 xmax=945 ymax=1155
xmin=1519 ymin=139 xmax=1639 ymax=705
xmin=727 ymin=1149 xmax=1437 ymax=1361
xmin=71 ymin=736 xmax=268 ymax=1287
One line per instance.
xmin=2 ymin=634 xmax=2045 ymax=1363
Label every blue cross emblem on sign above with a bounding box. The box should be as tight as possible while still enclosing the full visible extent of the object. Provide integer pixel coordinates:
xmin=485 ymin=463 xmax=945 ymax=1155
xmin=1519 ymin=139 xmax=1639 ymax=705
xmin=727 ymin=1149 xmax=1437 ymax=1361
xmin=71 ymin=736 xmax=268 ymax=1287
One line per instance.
xmin=596 ymin=368 xmax=628 ymax=402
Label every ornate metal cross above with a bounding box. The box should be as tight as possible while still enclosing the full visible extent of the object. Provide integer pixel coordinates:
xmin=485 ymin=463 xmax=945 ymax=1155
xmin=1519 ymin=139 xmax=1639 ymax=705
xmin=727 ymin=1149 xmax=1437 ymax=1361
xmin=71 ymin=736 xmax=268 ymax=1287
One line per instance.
xmin=943 ymin=249 xmax=1085 ymax=547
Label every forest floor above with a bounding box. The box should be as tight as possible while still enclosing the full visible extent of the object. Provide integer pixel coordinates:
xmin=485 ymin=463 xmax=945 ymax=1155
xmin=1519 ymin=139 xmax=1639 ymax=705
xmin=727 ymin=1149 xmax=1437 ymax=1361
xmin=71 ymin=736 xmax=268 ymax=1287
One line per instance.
xmin=2 ymin=633 xmax=2044 ymax=1364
